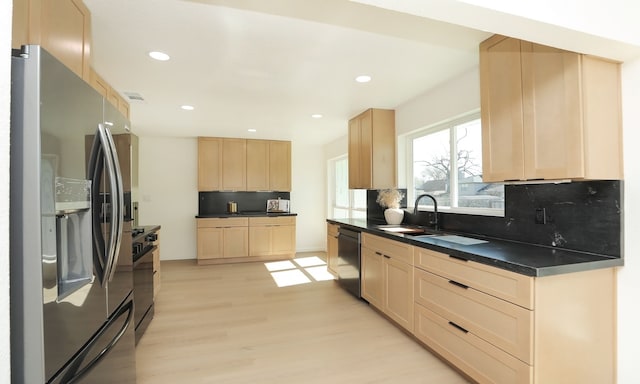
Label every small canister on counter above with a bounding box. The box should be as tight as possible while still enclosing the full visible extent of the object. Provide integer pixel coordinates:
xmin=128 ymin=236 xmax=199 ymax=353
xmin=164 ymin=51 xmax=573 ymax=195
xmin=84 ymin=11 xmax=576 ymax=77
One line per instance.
xmin=227 ymin=201 xmax=238 ymax=213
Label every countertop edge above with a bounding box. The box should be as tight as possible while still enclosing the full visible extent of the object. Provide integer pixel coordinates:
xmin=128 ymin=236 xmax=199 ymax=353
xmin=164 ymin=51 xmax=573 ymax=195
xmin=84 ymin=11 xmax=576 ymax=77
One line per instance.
xmin=327 ymin=218 xmax=623 ymax=277
xmin=196 ymin=213 xmax=298 ymax=218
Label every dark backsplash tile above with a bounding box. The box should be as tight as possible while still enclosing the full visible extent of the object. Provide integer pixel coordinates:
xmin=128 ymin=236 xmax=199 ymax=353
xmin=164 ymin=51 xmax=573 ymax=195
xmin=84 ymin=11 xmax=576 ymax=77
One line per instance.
xmin=199 ymin=191 xmax=291 ymax=215
xmin=367 ymin=181 xmax=622 ymax=257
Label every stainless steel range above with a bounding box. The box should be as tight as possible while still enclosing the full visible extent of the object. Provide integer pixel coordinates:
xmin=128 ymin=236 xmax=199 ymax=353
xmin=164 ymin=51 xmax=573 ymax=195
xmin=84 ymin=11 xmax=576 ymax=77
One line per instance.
xmin=132 ymin=228 xmax=157 ymax=344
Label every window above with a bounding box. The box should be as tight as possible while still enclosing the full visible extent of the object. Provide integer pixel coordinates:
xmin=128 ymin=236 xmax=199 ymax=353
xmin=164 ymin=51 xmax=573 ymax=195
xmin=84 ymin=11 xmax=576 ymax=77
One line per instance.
xmin=329 ymin=156 xmax=366 ymax=219
xmin=408 ymin=112 xmax=504 ymax=215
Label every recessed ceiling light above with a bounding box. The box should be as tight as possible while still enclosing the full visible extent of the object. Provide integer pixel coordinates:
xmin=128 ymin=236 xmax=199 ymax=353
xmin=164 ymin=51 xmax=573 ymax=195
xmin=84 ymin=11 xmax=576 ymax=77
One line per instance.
xmin=311 ymin=114 xmax=323 ymax=119
xmin=355 ymin=75 xmax=372 ymax=83
xmin=149 ymin=51 xmax=170 ymax=61
xmin=248 ymin=129 xmax=257 ymax=132
xmin=180 ymin=105 xmax=194 ymax=110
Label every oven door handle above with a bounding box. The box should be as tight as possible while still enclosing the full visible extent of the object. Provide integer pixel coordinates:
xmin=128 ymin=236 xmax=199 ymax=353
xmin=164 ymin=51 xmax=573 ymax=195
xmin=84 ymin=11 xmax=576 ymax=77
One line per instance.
xmin=133 ymin=245 xmax=157 ymax=267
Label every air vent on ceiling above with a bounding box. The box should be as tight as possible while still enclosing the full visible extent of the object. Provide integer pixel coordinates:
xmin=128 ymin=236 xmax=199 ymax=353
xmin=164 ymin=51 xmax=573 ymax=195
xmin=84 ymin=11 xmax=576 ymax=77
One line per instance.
xmin=123 ymin=92 xmax=145 ymax=102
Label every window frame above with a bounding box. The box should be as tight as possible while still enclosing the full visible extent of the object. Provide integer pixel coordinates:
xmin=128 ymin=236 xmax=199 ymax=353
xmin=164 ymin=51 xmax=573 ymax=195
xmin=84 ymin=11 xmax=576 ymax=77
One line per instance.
xmin=328 ymin=155 xmax=367 ymax=219
xmin=405 ymin=111 xmax=504 ymax=217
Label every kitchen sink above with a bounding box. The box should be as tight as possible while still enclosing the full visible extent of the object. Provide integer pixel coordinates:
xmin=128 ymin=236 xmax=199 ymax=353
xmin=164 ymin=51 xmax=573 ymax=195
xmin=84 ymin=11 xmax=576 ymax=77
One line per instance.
xmin=376 ymin=225 xmax=438 ymax=236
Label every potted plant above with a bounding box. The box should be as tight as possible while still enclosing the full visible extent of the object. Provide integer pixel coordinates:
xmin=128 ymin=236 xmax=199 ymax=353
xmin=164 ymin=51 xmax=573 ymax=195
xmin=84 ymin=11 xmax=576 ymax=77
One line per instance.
xmin=376 ymin=189 xmax=405 ymax=225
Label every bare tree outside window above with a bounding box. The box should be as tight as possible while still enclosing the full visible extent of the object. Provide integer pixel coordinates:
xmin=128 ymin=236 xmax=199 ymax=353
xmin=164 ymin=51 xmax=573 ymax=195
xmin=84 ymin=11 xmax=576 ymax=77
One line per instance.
xmin=412 ymin=116 xmax=504 ymax=211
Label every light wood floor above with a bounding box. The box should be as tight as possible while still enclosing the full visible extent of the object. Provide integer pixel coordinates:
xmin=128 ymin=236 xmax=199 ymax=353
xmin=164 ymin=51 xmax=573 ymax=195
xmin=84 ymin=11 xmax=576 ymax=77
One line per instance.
xmin=135 ymin=254 xmax=471 ymax=384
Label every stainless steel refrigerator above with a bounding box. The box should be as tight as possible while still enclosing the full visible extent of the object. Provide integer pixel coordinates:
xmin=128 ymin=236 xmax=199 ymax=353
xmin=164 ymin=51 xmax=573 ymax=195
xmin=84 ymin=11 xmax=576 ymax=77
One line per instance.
xmin=10 ymin=45 xmax=136 ymax=383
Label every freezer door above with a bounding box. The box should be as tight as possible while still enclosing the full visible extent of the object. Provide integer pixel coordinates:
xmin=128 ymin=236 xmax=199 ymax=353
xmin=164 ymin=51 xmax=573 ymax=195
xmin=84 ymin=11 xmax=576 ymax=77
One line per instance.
xmin=49 ymin=296 xmax=136 ymax=384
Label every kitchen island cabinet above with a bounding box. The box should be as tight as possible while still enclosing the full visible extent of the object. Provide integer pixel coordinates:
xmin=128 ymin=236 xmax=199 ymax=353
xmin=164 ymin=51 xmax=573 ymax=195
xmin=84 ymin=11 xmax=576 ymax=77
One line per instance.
xmin=480 ymin=34 xmax=622 ymax=182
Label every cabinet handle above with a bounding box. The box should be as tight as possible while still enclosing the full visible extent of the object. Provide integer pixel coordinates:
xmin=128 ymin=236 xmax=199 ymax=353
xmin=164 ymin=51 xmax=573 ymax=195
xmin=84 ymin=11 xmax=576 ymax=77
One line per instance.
xmin=448 ymin=280 xmax=469 ymax=289
xmin=448 ymin=321 xmax=469 ymax=334
xmin=449 ymin=255 xmax=468 ymax=262
xmin=376 ymin=252 xmax=383 ymax=256
xmin=383 ymin=255 xmax=391 ymax=259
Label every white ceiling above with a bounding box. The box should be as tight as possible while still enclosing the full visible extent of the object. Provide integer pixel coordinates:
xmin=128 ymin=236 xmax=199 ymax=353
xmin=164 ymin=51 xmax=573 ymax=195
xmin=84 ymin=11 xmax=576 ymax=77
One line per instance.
xmin=84 ymin=0 xmax=491 ymax=145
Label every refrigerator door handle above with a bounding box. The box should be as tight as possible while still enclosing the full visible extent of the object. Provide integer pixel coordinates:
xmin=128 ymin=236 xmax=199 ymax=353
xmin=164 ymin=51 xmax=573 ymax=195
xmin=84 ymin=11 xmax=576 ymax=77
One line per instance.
xmin=88 ymin=128 xmax=107 ymax=284
xmin=58 ymin=299 xmax=134 ymax=384
xmin=102 ymin=125 xmax=124 ymax=283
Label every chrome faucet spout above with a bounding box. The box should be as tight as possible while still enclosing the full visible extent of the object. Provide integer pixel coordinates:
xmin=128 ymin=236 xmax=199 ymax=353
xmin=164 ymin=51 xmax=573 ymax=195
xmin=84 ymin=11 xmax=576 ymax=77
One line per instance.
xmin=414 ymin=193 xmax=439 ymax=230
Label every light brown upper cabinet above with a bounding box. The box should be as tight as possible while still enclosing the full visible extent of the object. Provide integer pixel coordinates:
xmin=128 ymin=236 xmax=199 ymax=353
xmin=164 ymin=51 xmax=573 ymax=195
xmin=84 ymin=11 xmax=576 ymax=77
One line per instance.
xmin=13 ymin=0 xmax=93 ymax=81
xmin=348 ymin=109 xmax=396 ymax=189
xmin=246 ymin=140 xmax=292 ymax=191
xmin=480 ymin=35 xmax=623 ymax=182
xmin=89 ymin=67 xmax=131 ymax=119
xmin=200 ymin=137 xmax=291 ymax=192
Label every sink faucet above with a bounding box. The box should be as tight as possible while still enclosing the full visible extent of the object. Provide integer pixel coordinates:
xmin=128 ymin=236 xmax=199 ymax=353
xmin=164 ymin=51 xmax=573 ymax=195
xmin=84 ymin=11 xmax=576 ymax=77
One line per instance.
xmin=414 ymin=194 xmax=439 ymax=230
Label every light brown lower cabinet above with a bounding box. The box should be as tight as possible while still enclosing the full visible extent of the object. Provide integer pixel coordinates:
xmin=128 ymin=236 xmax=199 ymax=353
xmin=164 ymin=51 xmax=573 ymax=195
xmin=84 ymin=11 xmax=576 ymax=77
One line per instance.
xmin=249 ymin=216 xmax=296 ymax=258
xmin=197 ymin=216 xmax=296 ymax=265
xmin=361 ymin=233 xmax=414 ymax=332
xmin=413 ymin=246 xmax=615 ymax=384
xmin=356 ymin=231 xmax=615 ymax=384
xmin=326 ymin=223 xmax=339 ymax=276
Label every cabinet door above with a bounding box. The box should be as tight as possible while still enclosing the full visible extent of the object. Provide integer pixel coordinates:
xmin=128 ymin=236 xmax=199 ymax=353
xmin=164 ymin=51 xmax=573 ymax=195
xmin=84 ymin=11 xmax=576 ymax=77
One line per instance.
xmin=40 ymin=0 xmax=92 ymax=80
xmin=271 ymin=225 xmax=295 ymax=255
xmin=327 ymin=234 xmax=339 ymax=276
xmin=198 ymin=138 xmax=222 ymax=191
xmin=197 ymin=227 xmax=224 ymax=260
xmin=222 ymin=138 xmax=247 ymax=191
xmin=521 ymin=42 xmax=583 ymax=180
xmin=246 ymin=140 xmax=269 ymax=191
xmin=348 ymin=117 xmax=362 ymax=189
xmin=269 ymin=141 xmax=291 ymax=192
xmin=358 ymin=111 xmax=373 ymax=189
xmin=480 ymin=35 xmax=525 ymax=182
xmin=384 ymin=256 xmax=413 ymax=332
xmin=361 ymin=247 xmax=384 ymax=308
xmin=223 ymin=227 xmax=248 ymax=258
xmin=249 ymin=226 xmax=271 ymax=256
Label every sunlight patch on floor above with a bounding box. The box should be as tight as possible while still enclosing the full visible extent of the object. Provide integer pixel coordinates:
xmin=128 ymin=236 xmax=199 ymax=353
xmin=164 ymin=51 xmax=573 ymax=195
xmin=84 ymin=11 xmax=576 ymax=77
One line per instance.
xmin=265 ymin=255 xmax=334 ymax=287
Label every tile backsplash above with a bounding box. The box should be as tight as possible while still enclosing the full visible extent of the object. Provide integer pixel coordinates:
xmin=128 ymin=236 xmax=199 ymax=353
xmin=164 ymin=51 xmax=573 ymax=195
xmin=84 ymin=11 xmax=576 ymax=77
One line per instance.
xmin=199 ymin=191 xmax=291 ymax=215
xmin=368 ymin=180 xmax=622 ymax=257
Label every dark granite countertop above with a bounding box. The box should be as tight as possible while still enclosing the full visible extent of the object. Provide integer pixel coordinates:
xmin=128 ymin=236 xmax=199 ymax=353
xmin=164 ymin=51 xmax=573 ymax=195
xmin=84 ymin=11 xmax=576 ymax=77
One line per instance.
xmin=196 ymin=212 xmax=297 ymax=218
xmin=328 ymin=218 xmax=622 ymax=277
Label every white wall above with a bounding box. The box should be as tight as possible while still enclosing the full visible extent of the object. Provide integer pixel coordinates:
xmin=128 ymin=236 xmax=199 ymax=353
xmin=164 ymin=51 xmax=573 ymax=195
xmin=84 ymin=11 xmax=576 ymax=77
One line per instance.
xmin=137 ymin=137 xmax=199 ymax=260
xmin=1 ymin=1 xmax=12 ymax=380
xmin=137 ymin=137 xmax=326 ymax=260
xmin=618 ymin=56 xmax=640 ymax=383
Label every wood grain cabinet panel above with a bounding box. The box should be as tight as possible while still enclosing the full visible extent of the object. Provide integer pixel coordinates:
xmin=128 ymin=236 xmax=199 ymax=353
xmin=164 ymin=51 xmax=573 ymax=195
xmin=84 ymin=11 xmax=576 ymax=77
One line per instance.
xmin=348 ymin=109 xmax=396 ymax=189
xmin=222 ymin=138 xmax=247 ymax=191
xmin=248 ymin=217 xmax=296 ymax=258
xmin=246 ymin=140 xmax=270 ymax=191
xmin=480 ymin=34 xmax=622 ymax=182
xmin=268 ymin=140 xmax=291 ymax=192
xmin=361 ymin=233 xmax=413 ymax=332
xmin=198 ymin=137 xmax=223 ymax=191
xmin=414 ymin=244 xmax=615 ymax=384
xmin=13 ymin=0 xmax=93 ymax=81
xmin=196 ymin=218 xmax=249 ymax=264
xmin=326 ymin=224 xmax=339 ymax=276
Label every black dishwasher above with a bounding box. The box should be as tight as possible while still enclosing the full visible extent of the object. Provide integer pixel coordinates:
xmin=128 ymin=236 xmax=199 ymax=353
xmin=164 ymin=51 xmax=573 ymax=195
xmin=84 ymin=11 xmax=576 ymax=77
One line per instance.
xmin=337 ymin=227 xmax=361 ymax=299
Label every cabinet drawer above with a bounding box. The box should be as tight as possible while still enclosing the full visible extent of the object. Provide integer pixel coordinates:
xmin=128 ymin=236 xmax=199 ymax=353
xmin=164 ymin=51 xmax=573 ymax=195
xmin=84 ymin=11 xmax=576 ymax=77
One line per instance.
xmin=197 ymin=218 xmax=248 ymax=228
xmin=415 ymin=247 xmax=533 ymax=309
xmin=414 ymin=304 xmax=532 ymax=384
xmin=415 ymin=268 xmax=532 ymax=364
xmin=249 ymin=216 xmax=296 ymax=227
xmin=362 ymin=233 xmax=414 ymax=265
